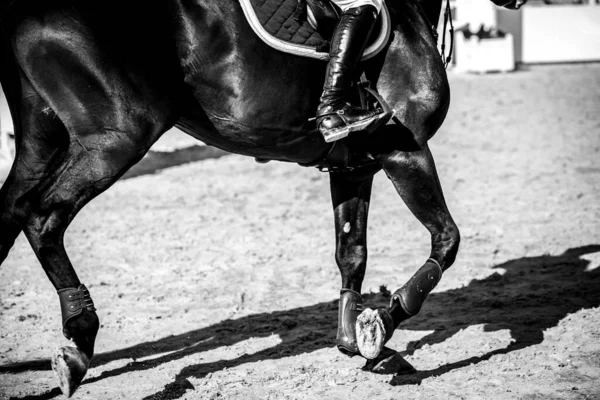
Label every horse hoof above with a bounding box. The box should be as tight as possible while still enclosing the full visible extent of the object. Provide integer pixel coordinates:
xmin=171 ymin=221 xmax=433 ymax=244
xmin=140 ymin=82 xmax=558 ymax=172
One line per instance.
xmin=51 ymin=346 xmax=90 ymax=398
xmin=356 ymin=308 xmax=387 ymax=360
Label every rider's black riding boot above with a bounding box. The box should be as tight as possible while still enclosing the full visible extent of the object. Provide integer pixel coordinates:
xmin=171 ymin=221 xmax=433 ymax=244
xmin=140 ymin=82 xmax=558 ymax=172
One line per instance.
xmin=316 ymin=5 xmax=385 ymax=143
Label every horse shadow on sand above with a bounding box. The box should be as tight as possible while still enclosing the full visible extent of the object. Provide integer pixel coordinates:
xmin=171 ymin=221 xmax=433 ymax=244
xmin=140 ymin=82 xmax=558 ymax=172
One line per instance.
xmin=4 ymin=244 xmax=600 ymax=400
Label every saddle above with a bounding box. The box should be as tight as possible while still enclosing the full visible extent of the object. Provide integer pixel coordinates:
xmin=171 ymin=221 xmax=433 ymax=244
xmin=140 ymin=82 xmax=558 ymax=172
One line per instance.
xmin=239 ymin=0 xmax=391 ymax=61
xmin=241 ymin=0 xmax=395 ymax=172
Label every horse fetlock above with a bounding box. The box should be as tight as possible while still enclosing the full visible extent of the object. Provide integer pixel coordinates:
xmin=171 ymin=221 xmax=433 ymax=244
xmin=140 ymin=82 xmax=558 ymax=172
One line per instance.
xmin=58 ymin=285 xmax=99 ymax=358
xmin=52 ymin=345 xmax=91 ymax=398
xmin=336 ymin=289 xmax=363 ymax=356
xmin=391 ymin=259 xmax=443 ymax=316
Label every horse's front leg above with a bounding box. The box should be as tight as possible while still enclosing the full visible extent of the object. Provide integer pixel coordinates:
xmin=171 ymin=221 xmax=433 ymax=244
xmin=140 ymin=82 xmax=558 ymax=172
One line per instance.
xmin=356 ymin=146 xmax=460 ymax=359
xmin=329 ymin=168 xmax=377 ymax=356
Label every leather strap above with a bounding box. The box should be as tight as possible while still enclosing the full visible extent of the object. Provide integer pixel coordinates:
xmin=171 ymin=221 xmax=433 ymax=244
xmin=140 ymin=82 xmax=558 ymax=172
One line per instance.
xmin=337 ymin=288 xmax=363 ymax=355
xmin=58 ymin=284 xmax=96 ymax=329
xmin=390 ymin=258 xmax=443 ymax=316
xmin=359 ymin=80 xmax=393 ymax=119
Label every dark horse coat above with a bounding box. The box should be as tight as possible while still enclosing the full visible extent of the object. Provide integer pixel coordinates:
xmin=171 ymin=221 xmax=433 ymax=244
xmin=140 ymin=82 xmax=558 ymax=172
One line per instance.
xmin=0 ymin=0 xmax=524 ymax=396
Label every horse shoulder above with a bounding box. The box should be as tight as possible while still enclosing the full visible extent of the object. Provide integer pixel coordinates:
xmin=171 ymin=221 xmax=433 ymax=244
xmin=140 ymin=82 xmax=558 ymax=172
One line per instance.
xmin=378 ymin=31 xmax=450 ymax=144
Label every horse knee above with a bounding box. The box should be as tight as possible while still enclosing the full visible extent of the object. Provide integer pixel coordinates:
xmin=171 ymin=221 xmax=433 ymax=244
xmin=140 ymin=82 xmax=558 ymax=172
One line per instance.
xmin=446 ymin=224 xmax=460 ymax=262
xmin=435 ymin=222 xmax=460 ymax=270
xmin=446 ymin=223 xmax=460 ymax=249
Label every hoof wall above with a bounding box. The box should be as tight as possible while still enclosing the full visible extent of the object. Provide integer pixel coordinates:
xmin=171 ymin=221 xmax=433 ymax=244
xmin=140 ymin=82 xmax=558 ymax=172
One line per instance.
xmin=51 ymin=346 xmax=89 ymax=398
xmin=356 ymin=308 xmax=387 ymax=360
xmin=363 ymin=347 xmax=416 ymax=375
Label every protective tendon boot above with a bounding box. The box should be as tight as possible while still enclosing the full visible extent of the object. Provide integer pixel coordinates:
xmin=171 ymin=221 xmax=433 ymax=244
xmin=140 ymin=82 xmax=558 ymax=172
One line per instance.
xmin=355 ymin=260 xmax=442 ymax=360
xmin=54 ymin=285 xmax=98 ymax=397
xmin=316 ymin=5 xmax=385 ymax=142
xmin=392 ymin=259 xmax=443 ymax=317
xmin=58 ymin=284 xmax=97 ymax=340
xmin=337 ymin=289 xmax=364 ymax=356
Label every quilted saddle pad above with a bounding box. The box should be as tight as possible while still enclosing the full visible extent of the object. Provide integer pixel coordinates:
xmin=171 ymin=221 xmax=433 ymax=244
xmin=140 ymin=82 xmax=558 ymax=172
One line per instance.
xmin=240 ymin=0 xmax=391 ymax=61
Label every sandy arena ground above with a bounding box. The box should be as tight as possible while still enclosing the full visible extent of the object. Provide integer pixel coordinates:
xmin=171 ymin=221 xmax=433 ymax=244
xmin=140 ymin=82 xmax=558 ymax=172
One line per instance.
xmin=0 ymin=63 xmax=599 ymax=399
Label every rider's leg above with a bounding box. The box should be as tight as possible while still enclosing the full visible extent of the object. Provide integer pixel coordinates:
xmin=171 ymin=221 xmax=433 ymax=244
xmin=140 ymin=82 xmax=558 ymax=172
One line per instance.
xmin=329 ymin=168 xmax=376 ymax=356
xmin=331 ymin=0 xmax=383 ymax=12
xmin=356 ymin=145 xmax=460 ymax=359
xmin=316 ymin=2 xmax=386 ymax=143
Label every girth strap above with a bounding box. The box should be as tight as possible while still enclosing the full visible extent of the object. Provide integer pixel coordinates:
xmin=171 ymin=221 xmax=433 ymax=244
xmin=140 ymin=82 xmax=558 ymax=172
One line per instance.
xmin=58 ymin=284 xmax=96 ymax=328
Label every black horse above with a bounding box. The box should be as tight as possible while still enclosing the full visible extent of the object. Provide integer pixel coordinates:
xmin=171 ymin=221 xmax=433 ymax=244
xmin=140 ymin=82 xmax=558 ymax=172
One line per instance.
xmin=0 ymin=0 xmax=524 ymax=396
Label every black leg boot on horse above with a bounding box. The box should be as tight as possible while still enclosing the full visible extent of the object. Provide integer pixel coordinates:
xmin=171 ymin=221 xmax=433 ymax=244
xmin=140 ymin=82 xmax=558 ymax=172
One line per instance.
xmin=316 ymin=5 xmax=388 ymax=143
xmin=53 ymin=286 xmax=99 ymax=396
xmin=357 ymin=258 xmax=443 ymax=359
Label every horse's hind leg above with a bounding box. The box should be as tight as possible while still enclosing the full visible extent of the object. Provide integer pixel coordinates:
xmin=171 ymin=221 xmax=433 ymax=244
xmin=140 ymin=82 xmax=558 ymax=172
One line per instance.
xmin=22 ymin=110 xmax=172 ymax=396
xmin=356 ymin=146 xmax=460 ymax=359
xmin=24 ymin=118 xmax=172 ymax=397
xmin=0 ymin=69 xmax=68 ymax=264
xmin=10 ymin=24 xmax=177 ymax=398
xmin=329 ymin=167 xmax=378 ymax=356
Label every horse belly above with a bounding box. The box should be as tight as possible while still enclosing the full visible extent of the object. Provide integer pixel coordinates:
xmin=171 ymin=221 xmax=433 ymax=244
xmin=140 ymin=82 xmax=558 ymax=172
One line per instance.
xmin=175 ymin=3 xmax=328 ymax=162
